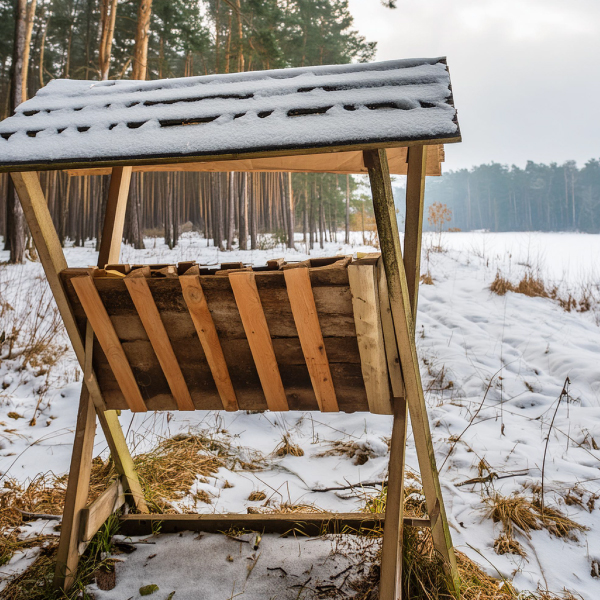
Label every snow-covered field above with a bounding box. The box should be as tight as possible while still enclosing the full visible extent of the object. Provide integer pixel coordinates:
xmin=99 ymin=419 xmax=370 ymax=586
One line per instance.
xmin=1 ymin=230 xmax=600 ymax=598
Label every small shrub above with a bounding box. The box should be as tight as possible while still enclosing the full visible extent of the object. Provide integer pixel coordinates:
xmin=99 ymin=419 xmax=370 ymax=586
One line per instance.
xmin=273 ymin=434 xmax=304 ymax=457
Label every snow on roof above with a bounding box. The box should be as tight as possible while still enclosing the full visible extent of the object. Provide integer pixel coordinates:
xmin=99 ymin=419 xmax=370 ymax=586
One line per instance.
xmin=0 ymin=57 xmax=460 ymax=171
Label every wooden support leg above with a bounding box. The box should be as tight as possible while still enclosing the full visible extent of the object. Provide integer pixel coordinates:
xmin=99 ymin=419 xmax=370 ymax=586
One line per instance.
xmin=54 ymin=387 xmax=96 ymax=591
xmin=364 ymin=149 xmax=460 ymax=594
xmin=379 ymin=398 xmax=408 ymax=600
xmin=11 ymin=171 xmax=148 ymax=513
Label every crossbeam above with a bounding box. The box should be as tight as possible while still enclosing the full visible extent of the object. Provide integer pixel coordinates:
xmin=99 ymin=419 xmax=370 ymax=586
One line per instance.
xmin=118 ymin=513 xmax=431 ymax=537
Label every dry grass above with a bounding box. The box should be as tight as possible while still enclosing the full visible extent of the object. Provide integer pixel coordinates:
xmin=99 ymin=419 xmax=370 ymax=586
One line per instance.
xmin=247 ymin=490 xmax=267 ymax=502
xmin=484 ymin=492 xmax=586 ymax=557
xmin=420 ymin=271 xmax=435 ymax=285
xmin=316 ymin=439 xmax=383 ymax=466
xmin=273 ymin=434 xmax=304 ymax=457
xmin=490 ymin=270 xmax=598 ymax=315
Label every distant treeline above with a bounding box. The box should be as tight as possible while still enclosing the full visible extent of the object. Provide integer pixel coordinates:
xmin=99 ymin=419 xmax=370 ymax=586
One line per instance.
xmin=422 ymin=160 xmax=600 ymax=233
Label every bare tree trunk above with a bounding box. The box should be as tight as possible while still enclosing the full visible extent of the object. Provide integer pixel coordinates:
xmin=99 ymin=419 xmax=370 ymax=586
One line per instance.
xmin=4 ymin=0 xmax=27 ymax=263
xmin=236 ymin=0 xmax=244 ymax=72
xmin=249 ymin=173 xmax=257 ymax=249
xmin=132 ymin=0 xmax=152 ymax=80
xmin=284 ymin=172 xmax=295 ymax=249
xmin=99 ymin=0 xmax=118 ymax=80
xmin=21 ymin=0 xmax=36 ymax=101
xmin=38 ymin=13 xmax=49 ymax=87
xmin=227 ymin=172 xmax=235 ymax=249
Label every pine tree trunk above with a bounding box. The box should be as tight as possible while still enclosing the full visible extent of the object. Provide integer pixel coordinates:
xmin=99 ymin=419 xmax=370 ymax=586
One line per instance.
xmin=4 ymin=0 xmax=27 ymax=263
xmin=345 ymin=173 xmax=350 ymax=244
xmin=21 ymin=0 xmax=36 ymax=101
xmin=239 ymin=172 xmax=248 ymax=249
xmin=132 ymin=0 xmax=152 ymax=80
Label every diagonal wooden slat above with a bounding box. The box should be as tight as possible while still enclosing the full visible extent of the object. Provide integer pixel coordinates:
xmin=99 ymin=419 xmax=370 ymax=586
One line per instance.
xmin=229 ymin=271 xmax=288 ymax=411
xmin=180 ymin=275 xmax=238 ymax=412
xmin=72 ymin=275 xmax=147 ymax=413
xmin=283 ymin=267 xmax=338 ymax=412
xmin=124 ymin=273 xmax=195 ymax=411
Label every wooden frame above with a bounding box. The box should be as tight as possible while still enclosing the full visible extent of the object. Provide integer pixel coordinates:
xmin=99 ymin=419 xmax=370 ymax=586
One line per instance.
xmin=10 ymin=138 xmax=459 ymax=598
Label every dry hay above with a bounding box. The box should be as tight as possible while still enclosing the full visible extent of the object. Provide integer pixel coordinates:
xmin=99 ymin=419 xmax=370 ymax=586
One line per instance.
xmin=273 ymin=434 xmax=304 ymax=457
xmin=316 ymin=439 xmax=381 ymax=466
xmin=484 ymin=492 xmax=586 ymax=543
xmin=247 ymin=490 xmax=267 ymax=502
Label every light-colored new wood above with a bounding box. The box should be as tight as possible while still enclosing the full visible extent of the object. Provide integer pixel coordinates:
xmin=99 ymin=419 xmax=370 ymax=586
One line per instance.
xmin=64 ymin=145 xmax=446 ymax=177
xmin=180 ymin=275 xmax=238 ymax=411
xmin=124 ymin=274 xmax=195 ymax=411
xmin=229 ymin=271 xmax=289 ymax=411
xmin=98 ymin=166 xmax=132 ymax=268
xmin=377 ymin=260 xmax=404 ymax=399
xmin=54 ymin=387 xmax=96 ymax=590
xmin=79 ymin=478 xmax=125 ymax=549
xmin=348 ymin=264 xmax=393 ymax=415
xmin=283 ymin=267 xmax=338 ymax=412
xmin=72 ymin=275 xmax=147 ymax=413
xmin=364 ymin=148 xmax=459 ymax=592
xmin=404 ymin=145 xmax=427 ymax=319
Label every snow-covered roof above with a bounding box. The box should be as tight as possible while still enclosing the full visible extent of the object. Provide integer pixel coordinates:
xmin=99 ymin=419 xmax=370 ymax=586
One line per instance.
xmin=0 ymin=57 xmax=460 ymax=172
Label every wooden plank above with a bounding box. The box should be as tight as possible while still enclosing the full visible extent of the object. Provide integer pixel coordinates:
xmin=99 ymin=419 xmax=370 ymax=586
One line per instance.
xmin=376 ymin=260 xmax=404 ymax=399
xmin=364 ymin=148 xmax=459 ymax=591
xmin=180 ymin=275 xmax=238 ymax=411
xmin=0 ymin=136 xmax=461 ymax=174
xmin=124 ymin=273 xmax=195 ymax=411
xmin=228 ymin=271 xmax=288 ymax=411
xmin=54 ymin=387 xmax=96 ymax=591
xmin=348 ymin=264 xmax=393 ymax=415
xmin=283 ymin=267 xmax=338 ymax=412
xmin=118 ymin=512 xmax=431 ymax=537
xmin=72 ymin=275 xmax=147 ymax=413
xmin=379 ymin=397 xmax=408 ymax=600
xmin=79 ymin=478 xmax=125 ymax=551
xmin=404 ymin=145 xmax=427 ymax=319
xmin=98 ymin=166 xmax=132 ymax=268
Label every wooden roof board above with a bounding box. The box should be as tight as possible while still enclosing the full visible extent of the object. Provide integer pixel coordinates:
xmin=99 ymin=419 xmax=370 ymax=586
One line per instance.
xmin=65 ymin=145 xmax=445 ymax=177
xmin=0 ymin=57 xmax=460 ymax=173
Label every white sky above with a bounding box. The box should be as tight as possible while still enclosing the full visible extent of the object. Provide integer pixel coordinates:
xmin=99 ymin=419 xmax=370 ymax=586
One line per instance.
xmin=348 ymin=0 xmax=600 ymax=172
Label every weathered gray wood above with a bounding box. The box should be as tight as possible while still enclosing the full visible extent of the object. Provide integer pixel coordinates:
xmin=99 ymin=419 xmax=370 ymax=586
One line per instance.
xmin=118 ymin=512 xmax=431 ymax=537
xmin=364 ymin=148 xmax=459 ymax=593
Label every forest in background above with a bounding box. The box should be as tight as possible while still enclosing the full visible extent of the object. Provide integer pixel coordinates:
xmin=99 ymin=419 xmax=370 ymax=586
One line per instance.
xmin=1 ymin=0 xmax=599 ymax=265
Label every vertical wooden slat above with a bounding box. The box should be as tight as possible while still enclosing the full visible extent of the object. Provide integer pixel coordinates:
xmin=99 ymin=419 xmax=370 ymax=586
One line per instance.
xmin=98 ymin=166 xmax=132 ymax=268
xmin=283 ymin=267 xmax=338 ymax=412
xmin=72 ymin=275 xmax=147 ymax=413
xmin=348 ymin=263 xmax=393 ymax=415
xmin=124 ymin=274 xmax=195 ymax=411
xmin=229 ymin=271 xmax=288 ymax=411
xmin=180 ymin=275 xmax=238 ymax=411
xmin=364 ymin=148 xmax=459 ymax=594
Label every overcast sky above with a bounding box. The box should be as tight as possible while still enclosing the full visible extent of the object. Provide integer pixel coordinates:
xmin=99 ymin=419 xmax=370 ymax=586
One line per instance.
xmin=348 ymin=0 xmax=600 ymax=172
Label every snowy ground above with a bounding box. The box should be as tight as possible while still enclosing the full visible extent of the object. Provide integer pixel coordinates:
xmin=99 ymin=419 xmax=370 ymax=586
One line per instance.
xmin=1 ymin=230 xmax=600 ymax=598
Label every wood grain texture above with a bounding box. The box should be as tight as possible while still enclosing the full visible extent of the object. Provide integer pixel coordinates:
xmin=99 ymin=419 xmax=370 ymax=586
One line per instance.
xmin=376 ymin=260 xmax=404 ymax=399
xmin=124 ymin=275 xmax=194 ymax=411
xmin=364 ymin=147 xmax=459 ymax=591
xmin=348 ymin=264 xmax=392 ymax=415
xmin=229 ymin=271 xmax=289 ymax=411
xmin=79 ymin=478 xmax=125 ymax=548
xmin=404 ymin=145 xmax=427 ymax=319
xmin=97 ymin=166 xmax=132 ymax=268
xmin=72 ymin=275 xmax=147 ymax=413
xmin=54 ymin=388 xmax=96 ymax=591
xmin=283 ymin=267 xmax=338 ymax=412
xmin=180 ymin=275 xmax=238 ymax=411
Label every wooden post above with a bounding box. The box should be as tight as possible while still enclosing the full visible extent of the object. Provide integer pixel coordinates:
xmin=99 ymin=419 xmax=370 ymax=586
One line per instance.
xmin=404 ymin=146 xmax=427 ymax=319
xmin=363 ymin=148 xmax=459 ymax=595
xmin=54 ymin=387 xmax=96 ymax=590
xmin=10 ymin=171 xmax=147 ymax=504
xmin=98 ymin=166 xmax=133 ymax=267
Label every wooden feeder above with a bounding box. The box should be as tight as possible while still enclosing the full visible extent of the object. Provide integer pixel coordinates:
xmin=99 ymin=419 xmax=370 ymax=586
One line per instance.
xmin=0 ymin=57 xmax=462 ymax=599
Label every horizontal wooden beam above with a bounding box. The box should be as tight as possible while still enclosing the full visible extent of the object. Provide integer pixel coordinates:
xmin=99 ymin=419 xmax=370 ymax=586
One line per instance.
xmin=118 ymin=513 xmax=430 ymax=537
xmin=78 ymin=478 xmax=125 ymax=553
